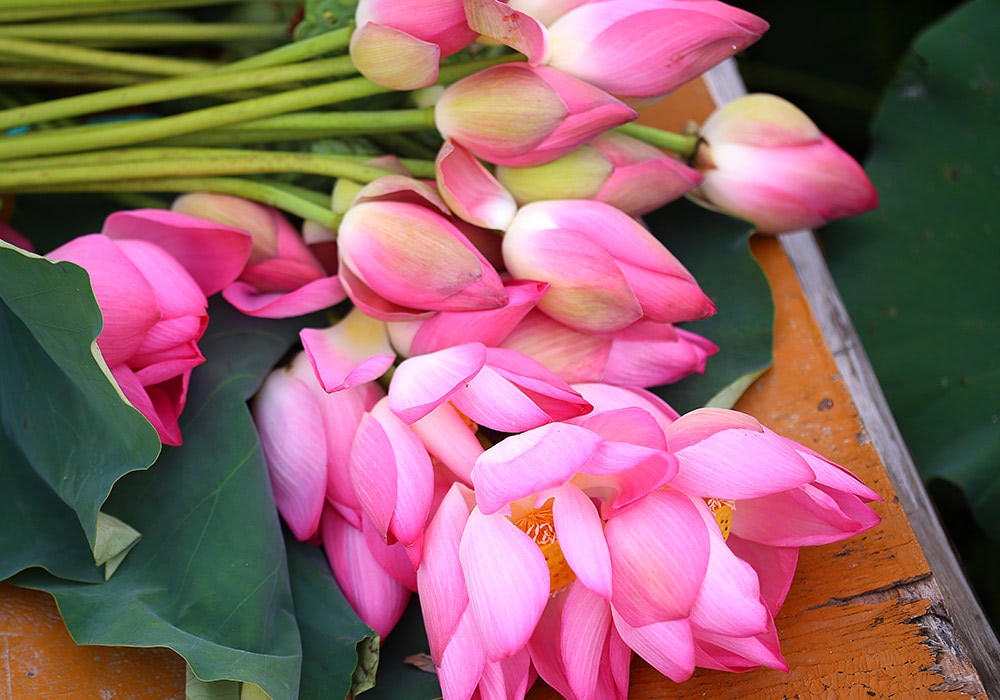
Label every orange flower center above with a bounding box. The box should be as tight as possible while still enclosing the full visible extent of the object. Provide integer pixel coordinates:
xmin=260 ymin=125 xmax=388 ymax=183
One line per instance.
xmin=510 ymin=499 xmax=576 ymax=594
xmin=705 ymin=497 xmax=735 ymax=540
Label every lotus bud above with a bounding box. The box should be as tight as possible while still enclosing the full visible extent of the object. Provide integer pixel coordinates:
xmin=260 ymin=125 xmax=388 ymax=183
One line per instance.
xmin=502 ymin=200 xmax=715 ymax=333
xmin=496 ymin=131 xmax=702 ymax=216
xmin=350 ymin=0 xmax=478 ymax=90
xmin=691 ymin=94 xmax=879 ymax=234
xmin=435 ymin=63 xmax=637 ymax=167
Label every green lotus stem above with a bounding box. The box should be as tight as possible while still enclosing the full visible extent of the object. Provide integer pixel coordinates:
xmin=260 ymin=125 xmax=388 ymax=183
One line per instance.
xmin=0 ymin=0 xmax=277 ymax=22
xmin=0 ymin=65 xmax=147 ymax=87
xmin=0 ymin=22 xmax=288 ymax=45
xmin=215 ymin=25 xmax=356 ymax=73
xmin=143 ymin=106 xmax=435 ymax=147
xmin=614 ymin=122 xmax=700 ymax=159
xmin=0 ymin=36 xmax=218 ymax=76
xmin=0 ymin=76 xmax=394 ymax=161
xmin=10 ymin=176 xmax=338 ymax=228
xmin=0 ymin=55 xmax=517 ymax=162
xmin=0 ymin=147 xmax=436 ymax=179
xmin=0 ymin=149 xmax=405 ymax=187
xmin=0 ymin=57 xmax=358 ymax=131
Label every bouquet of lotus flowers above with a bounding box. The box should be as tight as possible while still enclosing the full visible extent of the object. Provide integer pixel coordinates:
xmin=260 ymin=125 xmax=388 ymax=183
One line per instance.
xmin=0 ymin=1 xmax=883 ymax=698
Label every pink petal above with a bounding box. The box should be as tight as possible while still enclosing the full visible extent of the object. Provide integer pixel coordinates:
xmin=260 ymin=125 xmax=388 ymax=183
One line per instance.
xmin=459 ymin=509 xmax=549 ymax=660
xmin=410 ymin=403 xmax=484 ymax=484
xmin=362 ymin=516 xmax=418 ymax=591
xmin=726 ymin=534 xmax=799 ymax=616
xmin=694 ymin=622 xmax=788 ymax=673
xmin=48 ymin=234 xmax=159 ymax=366
xmin=561 ymin=583 xmax=613 ymax=700
xmin=666 ymin=408 xmax=816 ymax=498
xmin=611 ymin=610 xmax=695 ymax=683
xmin=390 ymin=278 xmax=548 ymax=357
xmin=349 ymin=21 xmax=441 ymax=90
xmin=103 ymin=209 xmax=252 ymax=296
xmin=605 ymin=489 xmax=709 ymax=626
xmin=114 ymin=238 xmax=207 ymax=319
xmin=253 ymin=368 xmax=327 ymax=541
xmin=321 ymin=509 xmax=411 ymax=640
xmin=437 ymin=610 xmax=487 ymax=699
xmin=349 ymin=399 xmax=434 ymax=548
xmin=436 ymin=140 xmax=518 ymax=230
xmin=388 ymin=343 xmax=487 ymax=423
xmin=551 ymin=485 xmax=612 ymax=599
xmin=300 ymin=308 xmax=395 ymax=393
xmin=472 ymin=423 xmax=603 ymax=515
xmin=464 ymin=0 xmax=550 ymax=64
xmin=111 ymin=364 xmax=182 ymax=446
xmin=734 ymin=483 xmax=881 ymax=547
xmin=452 ymin=365 xmax=555 ymax=432
xmin=417 ymin=484 xmax=475 ymax=659
xmin=687 ymin=497 xmax=769 ymax=637
xmin=222 ymin=276 xmax=347 ymax=318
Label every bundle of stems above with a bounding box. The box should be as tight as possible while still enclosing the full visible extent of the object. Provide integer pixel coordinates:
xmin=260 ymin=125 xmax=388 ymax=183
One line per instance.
xmin=0 ymin=0 xmax=697 ymax=228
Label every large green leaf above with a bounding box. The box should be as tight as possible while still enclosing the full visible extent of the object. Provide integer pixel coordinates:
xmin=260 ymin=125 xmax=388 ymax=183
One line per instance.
xmin=821 ymin=0 xmax=1000 ymax=529
xmin=12 ymin=300 xmax=317 ymax=699
xmin=0 ymin=243 xmax=160 ymax=576
xmin=645 ymin=199 xmax=772 ymax=413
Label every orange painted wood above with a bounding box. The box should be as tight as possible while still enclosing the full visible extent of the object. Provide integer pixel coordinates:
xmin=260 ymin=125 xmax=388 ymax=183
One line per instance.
xmin=0 ymin=78 xmax=987 ymax=698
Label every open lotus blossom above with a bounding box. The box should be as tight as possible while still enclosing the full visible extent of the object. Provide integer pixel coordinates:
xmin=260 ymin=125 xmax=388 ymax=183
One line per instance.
xmin=466 ymin=0 xmax=768 ymax=103
xmin=495 ymin=130 xmax=704 ymax=216
xmin=337 ymin=176 xmax=509 ymax=320
xmin=47 ymin=232 xmax=213 ymax=446
xmin=691 ymin=93 xmax=879 ymax=234
xmin=435 ymin=63 xmax=637 ymax=167
xmin=502 ymin=199 xmax=716 ymax=333
xmin=169 ymin=193 xmax=347 ymax=317
xmin=349 ymin=0 xmax=478 ymax=90
xmin=500 ymin=310 xmax=718 ymax=387
xmin=412 ymin=392 xmax=777 ymax=697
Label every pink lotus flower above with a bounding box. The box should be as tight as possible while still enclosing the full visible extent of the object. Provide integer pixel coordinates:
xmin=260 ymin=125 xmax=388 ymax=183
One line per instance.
xmin=413 ymin=395 xmax=775 ymax=695
xmin=466 ymin=0 xmax=768 ymax=103
xmin=169 ymin=193 xmax=347 ymax=317
xmin=500 ymin=310 xmax=718 ymax=387
xmin=691 ymin=93 xmax=879 ymax=234
xmin=337 ymin=177 xmax=508 ymax=320
xmin=253 ymin=350 xmax=384 ymax=540
xmin=48 ymin=233 xmax=213 ymax=446
xmin=502 ymin=200 xmax=715 ymax=332
xmin=434 ymin=63 xmax=637 ymax=167
xmin=495 ymin=131 xmax=703 ymax=216
xmin=349 ymin=0 xmax=478 ymax=90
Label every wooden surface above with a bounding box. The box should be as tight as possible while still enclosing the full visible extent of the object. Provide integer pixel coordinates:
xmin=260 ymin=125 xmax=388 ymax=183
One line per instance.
xmin=2 ymin=74 xmax=998 ymax=699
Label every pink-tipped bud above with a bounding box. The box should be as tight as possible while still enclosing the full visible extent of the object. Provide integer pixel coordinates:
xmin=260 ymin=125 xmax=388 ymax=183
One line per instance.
xmin=349 ymin=0 xmax=478 ymax=89
xmin=502 ymin=200 xmax=715 ymax=333
xmin=338 ymin=178 xmax=508 ymax=320
xmin=435 ymin=64 xmax=637 ymax=167
xmin=692 ymin=94 xmax=879 ymax=234
xmin=495 ymin=131 xmax=703 ymax=216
